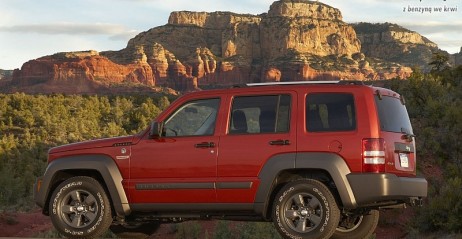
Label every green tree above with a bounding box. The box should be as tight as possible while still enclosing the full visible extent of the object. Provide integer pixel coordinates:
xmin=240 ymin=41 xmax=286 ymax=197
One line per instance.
xmin=387 ymin=64 xmax=462 ymax=234
xmin=429 ymin=52 xmax=449 ymax=72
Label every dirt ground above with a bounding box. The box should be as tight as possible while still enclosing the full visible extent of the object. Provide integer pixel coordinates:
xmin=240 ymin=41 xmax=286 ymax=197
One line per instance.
xmin=0 ymin=210 xmax=52 ymax=237
xmin=0 ymin=209 xmax=410 ymax=238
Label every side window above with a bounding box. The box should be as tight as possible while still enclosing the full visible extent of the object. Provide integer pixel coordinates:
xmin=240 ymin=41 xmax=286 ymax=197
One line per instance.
xmin=229 ymin=95 xmax=291 ymax=134
xmin=163 ymin=98 xmax=220 ymax=137
xmin=306 ymin=93 xmax=356 ymax=132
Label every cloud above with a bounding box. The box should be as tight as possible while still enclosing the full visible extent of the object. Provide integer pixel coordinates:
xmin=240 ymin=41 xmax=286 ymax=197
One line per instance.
xmin=0 ymin=22 xmax=137 ymax=38
xmin=396 ymin=21 xmax=462 ymax=53
xmin=109 ymin=31 xmax=140 ymax=41
xmin=401 ymin=22 xmax=462 ymax=35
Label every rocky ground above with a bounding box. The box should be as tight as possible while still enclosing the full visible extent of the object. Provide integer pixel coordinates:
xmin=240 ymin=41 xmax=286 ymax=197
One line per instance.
xmin=0 ymin=210 xmax=52 ymax=237
xmin=0 ymin=159 xmax=445 ymax=239
xmin=0 ymin=209 xmax=413 ymax=238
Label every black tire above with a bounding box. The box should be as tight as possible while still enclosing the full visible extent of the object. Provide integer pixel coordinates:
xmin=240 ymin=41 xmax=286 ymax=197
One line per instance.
xmin=49 ymin=176 xmax=113 ymax=239
xmin=272 ymin=179 xmax=340 ymax=239
xmin=110 ymin=222 xmax=161 ymax=239
xmin=332 ymin=209 xmax=379 ymax=239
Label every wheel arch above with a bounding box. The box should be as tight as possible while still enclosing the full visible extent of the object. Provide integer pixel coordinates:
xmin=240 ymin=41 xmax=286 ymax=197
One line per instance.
xmin=38 ymin=155 xmax=130 ymax=218
xmin=254 ymin=152 xmax=357 ymax=219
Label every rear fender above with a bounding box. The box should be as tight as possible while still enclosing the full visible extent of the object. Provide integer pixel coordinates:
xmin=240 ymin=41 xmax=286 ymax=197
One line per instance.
xmin=254 ymin=152 xmax=357 ymax=218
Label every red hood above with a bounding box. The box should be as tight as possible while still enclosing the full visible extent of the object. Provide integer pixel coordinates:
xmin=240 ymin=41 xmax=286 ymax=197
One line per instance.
xmin=49 ymin=135 xmax=135 ymax=154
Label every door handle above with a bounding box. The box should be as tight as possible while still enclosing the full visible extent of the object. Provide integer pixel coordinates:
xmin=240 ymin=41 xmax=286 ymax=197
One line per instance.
xmin=195 ymin=142 xmax=215 ymax=148
xmin=269 ymin=140 xmax=290 ymax=146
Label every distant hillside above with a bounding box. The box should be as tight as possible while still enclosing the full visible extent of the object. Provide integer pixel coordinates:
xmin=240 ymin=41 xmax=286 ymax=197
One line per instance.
xmin=452 ymin=47 xmax=462 ymax=66
xmin=6 ymin=0 xmax=456 ymax=94
xmin=0 ymin=69 xmax=13 ymax=80
xmin=353 ymin=22 xmax=449 ymax=71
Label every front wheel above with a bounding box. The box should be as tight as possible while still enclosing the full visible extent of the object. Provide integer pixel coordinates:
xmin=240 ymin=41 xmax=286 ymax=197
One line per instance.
xmin=332 ymin=209 xmax=379 ymax=239
xmin=49 ymin=176 xmax=113 ymax=238
xmin=272 ymin=179 xmax=340 ymax=239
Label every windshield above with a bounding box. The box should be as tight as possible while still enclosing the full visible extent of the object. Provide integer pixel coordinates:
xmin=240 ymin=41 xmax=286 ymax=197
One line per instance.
xmin=375 ymin=95 xmax=413 ymax=134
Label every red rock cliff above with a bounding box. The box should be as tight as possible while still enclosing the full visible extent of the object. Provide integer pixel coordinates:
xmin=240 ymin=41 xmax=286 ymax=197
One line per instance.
xmin=11 ymin=0 xmax=417 ymax=93
xmin=11 ymin=51 xmax=154 ymax=93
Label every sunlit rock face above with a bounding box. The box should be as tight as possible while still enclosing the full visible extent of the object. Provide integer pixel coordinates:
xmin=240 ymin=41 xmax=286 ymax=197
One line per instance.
xmin=12 ymin=1 xmax=433 ymax=93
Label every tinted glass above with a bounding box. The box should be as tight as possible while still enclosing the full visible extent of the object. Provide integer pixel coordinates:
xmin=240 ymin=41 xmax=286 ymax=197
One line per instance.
xmin=375 ymin=95 xmax=413 ymax=133
xmin=163 ymin=98 xmax=220 ymax=137
xmin=230 ymin=95 xmax=291 ymax=134
xmin=306 ymin=93 xmax=356 ymax=132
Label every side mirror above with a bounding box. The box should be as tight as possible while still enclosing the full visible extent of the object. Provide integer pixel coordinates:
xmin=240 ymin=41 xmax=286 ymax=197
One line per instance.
xmin=149 ymin=121 xmax=162 ymax=139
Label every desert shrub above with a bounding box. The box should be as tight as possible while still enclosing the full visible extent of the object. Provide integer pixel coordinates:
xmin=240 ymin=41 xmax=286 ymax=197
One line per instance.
xmin=175 ymin=221 xmax=203 ymax=239
xmin=212 ymin=221 xmax=281 ymax=239
xmin=386 ymin=65 xmax=462 ymax=233
xmin=234 ymin=222 xmax=282 ymax=239
xmin=414 ymin=177 xmax=462 ymax=232
xmin=213 ymin=221 xmax=233 ymax=239
xmin=0 ymin=93 xmax=171 ymax=210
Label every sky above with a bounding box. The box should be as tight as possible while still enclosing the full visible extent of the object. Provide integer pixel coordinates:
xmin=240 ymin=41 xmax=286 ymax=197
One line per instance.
xmin=0 ymin=0 xmax=461 ymax=70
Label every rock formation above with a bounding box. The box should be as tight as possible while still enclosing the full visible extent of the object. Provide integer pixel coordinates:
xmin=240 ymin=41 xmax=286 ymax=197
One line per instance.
xmin=0 ymin=69 xmax=13 ymax=89
xmin=0 ymin=69 xmax=12 ymax=80
xmin=10 ymin=50 xmax=155 ymax=94
xmin=451 ymin=47 xmax=462 ymax=66
xmin=9 ymin=0 xmax=439 ymax=94
xmin=353 ymin=22 xmax=444 ymax=71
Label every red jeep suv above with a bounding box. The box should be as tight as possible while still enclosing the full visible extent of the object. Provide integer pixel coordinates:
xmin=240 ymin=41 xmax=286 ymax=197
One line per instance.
xmin=34 ymin=81 xmax=427 ymax=239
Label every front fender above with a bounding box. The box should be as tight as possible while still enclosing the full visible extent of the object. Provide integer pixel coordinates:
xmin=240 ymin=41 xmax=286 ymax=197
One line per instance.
xmin=34 ymin=155 xmax=131 ymax=217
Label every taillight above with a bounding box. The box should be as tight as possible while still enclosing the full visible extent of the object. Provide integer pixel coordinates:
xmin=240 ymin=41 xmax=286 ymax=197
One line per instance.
xmin=362 ymin=138 xmax=385 ymax=173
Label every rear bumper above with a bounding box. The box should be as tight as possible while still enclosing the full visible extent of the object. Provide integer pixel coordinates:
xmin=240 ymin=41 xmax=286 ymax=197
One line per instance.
xmin=347 ymin=173 xmax=427 ymax=206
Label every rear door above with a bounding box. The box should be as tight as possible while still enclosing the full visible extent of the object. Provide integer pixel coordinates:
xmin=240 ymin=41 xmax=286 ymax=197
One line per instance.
xmin=375 ymin=91 xmax=416 ymax=176
xmin=217 ymin=92 xmax=297 ymax=203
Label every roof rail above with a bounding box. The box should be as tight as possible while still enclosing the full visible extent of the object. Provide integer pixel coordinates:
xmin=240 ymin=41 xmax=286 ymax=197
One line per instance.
xmin=246 ymin=81 xmax=340 ymax=87
xmin=337 ymin=80 xmax=365 ymax=85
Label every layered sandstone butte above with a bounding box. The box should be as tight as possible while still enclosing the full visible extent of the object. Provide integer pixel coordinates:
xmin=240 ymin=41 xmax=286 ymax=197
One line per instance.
xmin=353 ymin=22 xmax=445 ymax=71
xmin=10 ymin=50 xmax=156 ymax=94
xmin=11 ymin=0 xmax=422 ymax=93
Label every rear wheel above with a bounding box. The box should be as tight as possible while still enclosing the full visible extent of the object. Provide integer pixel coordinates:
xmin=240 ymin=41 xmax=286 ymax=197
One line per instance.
xmin=332 ymin=209 xmax=379 ymax=239
xmin=49 ymin=176 xmax=112 ymax=238
xmin=272 ymin=179 xmax=340 ymax=239
xmin=110 ymin=222 xmax=161 ymax=239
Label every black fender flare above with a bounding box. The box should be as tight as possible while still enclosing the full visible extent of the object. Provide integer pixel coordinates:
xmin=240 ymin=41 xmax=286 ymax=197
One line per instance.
xmin=36 ymin=155 xmax=130 ymax=217
xmin=254 ymin=152 xmax=357 ymax=217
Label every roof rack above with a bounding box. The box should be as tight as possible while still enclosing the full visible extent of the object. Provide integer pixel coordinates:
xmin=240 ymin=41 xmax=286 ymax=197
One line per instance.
xmin=245 ymin=80 xmax=364 ymax=87
xmin=246 ymin=81 xmax=338 ymax=86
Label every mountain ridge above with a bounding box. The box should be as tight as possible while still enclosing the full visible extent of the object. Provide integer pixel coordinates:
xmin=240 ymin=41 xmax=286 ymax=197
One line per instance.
xmin=5 ymin=0 xmax=455 ymax=94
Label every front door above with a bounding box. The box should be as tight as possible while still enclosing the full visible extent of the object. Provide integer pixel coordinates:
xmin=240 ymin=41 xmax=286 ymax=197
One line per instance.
xmin=129 ymin=98 xmax=221 ymax=204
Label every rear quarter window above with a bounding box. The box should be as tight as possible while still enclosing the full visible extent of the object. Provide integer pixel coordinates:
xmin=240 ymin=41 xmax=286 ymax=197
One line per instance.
xmin=375 ymin=95 xmax=413 ymax=133
xmin=306 ymin=93 xmax=356 ymax=132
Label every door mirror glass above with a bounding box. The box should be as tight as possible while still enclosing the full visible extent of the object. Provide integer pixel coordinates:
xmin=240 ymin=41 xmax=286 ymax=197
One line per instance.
xmin=149 ymin=121 xmax=162 ymax=139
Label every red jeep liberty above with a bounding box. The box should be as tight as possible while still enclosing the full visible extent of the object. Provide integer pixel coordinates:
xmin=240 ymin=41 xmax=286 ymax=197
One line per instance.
xmin=34 ymin=81 xmax=427 ymax=239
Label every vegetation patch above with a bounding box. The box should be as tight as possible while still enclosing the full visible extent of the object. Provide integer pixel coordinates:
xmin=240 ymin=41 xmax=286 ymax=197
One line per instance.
xmin=0 ymin=54 xmax=461 ymax=237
